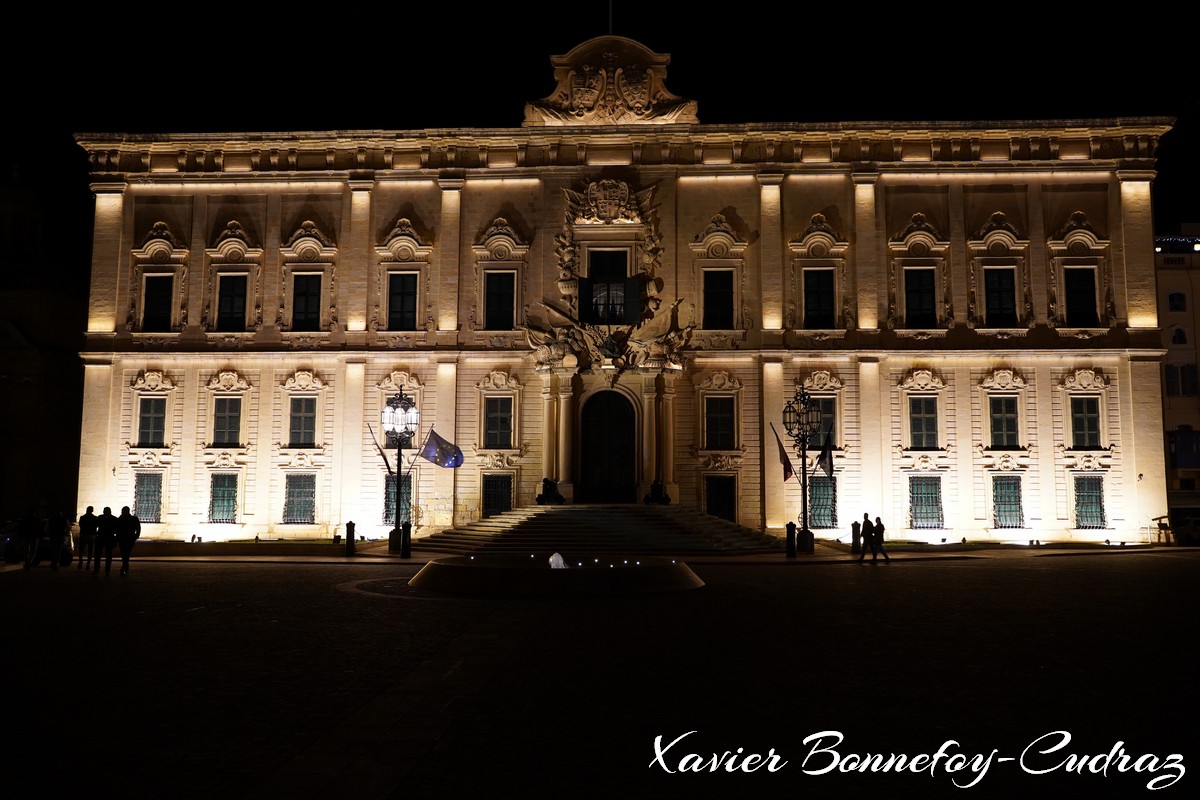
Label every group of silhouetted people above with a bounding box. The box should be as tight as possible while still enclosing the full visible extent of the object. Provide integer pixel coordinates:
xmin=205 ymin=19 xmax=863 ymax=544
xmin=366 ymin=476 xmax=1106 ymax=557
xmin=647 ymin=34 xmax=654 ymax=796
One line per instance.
xmin=23 ymin=505 xmax=142 ymax=575
xmin=852 ymin=512 xmax=890 ymax=563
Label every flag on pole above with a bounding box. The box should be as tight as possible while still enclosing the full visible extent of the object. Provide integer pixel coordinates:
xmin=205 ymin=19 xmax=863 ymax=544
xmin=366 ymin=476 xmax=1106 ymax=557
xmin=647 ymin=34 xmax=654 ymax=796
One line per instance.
xmin=770 ymin=423 xmax=795 ymax=483
xmin=367 ymin=423 xmax=393 ymax=475
xmin=816 ymin=430 xmax=834 ymax=479
xmin=418 ymin=428 xmax=464 ymax=468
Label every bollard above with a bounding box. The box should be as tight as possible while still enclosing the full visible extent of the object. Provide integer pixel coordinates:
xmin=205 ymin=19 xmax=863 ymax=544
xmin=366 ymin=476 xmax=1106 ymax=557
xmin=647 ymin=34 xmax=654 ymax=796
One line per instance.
xmin=401 ymin=521 xmax=412 ymax=559
xmin=785 ymin=521 xmax=797 ymax=558
xmin=345 ymin=521 xmax=356 ymax=557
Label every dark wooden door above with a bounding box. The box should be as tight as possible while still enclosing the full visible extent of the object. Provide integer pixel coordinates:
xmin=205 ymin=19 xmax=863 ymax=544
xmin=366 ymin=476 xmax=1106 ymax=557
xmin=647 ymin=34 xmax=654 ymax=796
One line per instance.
xmin=578 ymin=391 xmax=636 ymax=503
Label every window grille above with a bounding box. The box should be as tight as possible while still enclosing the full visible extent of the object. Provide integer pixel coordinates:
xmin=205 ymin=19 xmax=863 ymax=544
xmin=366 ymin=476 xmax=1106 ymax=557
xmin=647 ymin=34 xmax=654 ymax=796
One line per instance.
xmin=283 ymin=474 xmax=316 ymax=524
xmin=383 ymin=472 xmax=412 ymax=526
xmin=209 ymin=473 xmax=238 ymax=523
xmin=809 ymin=476 xmax=837 ymax=528
xmin=992 ymin=475 xmax=1023 ymax=528
xmin=482 ymin=474 xmax=513 ymax=518
xmin=1074 ymin=475 xmax=1106 ymax=529
xmin=909 ymin=476 xmax=944 ymax=529
xmin=134 ymin=472 xmax=162 ymax=523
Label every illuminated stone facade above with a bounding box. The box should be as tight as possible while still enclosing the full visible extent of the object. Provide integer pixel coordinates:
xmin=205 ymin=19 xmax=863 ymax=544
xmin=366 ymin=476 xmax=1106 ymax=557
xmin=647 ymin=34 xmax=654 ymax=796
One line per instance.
xmin=75 ymin=35 xmax=1171 ymax=543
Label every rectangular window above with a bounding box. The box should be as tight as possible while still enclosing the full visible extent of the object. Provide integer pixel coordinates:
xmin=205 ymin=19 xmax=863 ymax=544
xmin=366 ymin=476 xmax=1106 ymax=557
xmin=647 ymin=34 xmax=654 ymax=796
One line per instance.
xmin=215 ymin=274 xmax=248 ymax=332
xmin=815 ymin=397 xmax=836 ymax=446
xmin=1064 ymin=267 xmax=1099 ymax=327
xmin=1070 ymin=396 xmax=1101 ymax=449
xmin=134 ymin=472 xmax=162 ymax=523
xmin=1166 ymin=364 xmax=1199 ymax=397
xmin=484 ymin=397 xmax=514 ymax=449
xmin=809 ymin=476 xmax=837 ymax=529
xmin=704 ymin=396 xmax=736 ymax=450
xmin=283 ymin=473 xmax=316 ymax=524
xmin=904 ymin=268 xmax=937 ymax=328
xmin=989 ymin=396 xmax=1020 ymax=449
xmin=291 ymin=274 xmax=322 ymax=332
xmin=803 ymin=269 xmax=836 ymax=329
xmin=137 ymin=397 xmax=166 ymax=447
xmin=387 ymin=273 xmax=418 ymax=331
xmin=908 ymin=396 xmax=938 ymax=450
xmin=983 ymin=268 xmax=1018 ymax=327
xmin=209 ymin=473 xmax=238 ymax=523
xmin=142 ymin=275 xmax=174 ymax=332
xmin=702 ymin=270 xmax=735 ymax=329
xmin=383 ymin=472 xmax=412 ymax=526
xmin=584 ymin=250 xmax=638 ymax=325
xmin=992 ymin=475 xmax=1023 ymax=529
xmin=909 ymin=476 xmax=944 ymax=529
xmin=1168 ymin=291 xmax=1186 ymax=312
xmin=1074 ymin=475 xmax=1106 ymax=529
xmin=484 ymin=271 xmax=516 ymax=330
xmin=289 ymin=397 xmax=316 ymax=447
xmin=212 ymin=397 xmax=241 ymax=446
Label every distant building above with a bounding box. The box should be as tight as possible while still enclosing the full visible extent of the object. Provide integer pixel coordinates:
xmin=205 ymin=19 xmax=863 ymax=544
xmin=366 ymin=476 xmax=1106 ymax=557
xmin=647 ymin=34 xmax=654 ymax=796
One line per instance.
xmin=1156 ymin=225 xmax=1200 ymax=533
xmin=73 ymin=35 xmax=1171 ymax=544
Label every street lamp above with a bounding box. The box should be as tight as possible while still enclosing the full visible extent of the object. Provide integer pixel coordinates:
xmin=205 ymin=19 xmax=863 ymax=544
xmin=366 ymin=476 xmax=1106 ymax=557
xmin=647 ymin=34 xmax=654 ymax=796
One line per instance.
xmin=782 ymin=386 xmax=823 ymax=554
xmin=381 ymin=390 xmax=419 ymax=558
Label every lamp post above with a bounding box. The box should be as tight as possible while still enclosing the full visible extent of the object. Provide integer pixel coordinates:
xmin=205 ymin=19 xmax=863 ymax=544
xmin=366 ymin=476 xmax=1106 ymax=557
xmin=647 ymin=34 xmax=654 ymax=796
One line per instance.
xmin=382 ymin=390 xmax=419 ymax=558
xmin=783 ymin=386 xmax=823 ymax=554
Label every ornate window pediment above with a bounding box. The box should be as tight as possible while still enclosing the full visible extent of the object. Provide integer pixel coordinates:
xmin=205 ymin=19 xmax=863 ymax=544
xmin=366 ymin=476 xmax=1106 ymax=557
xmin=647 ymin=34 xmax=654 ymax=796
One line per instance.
xmin=888 ymin=213 xmax=952 ymax=334
xmin=204 ymin=221 xmax=264 ymax=332
xmin=690 ymin=215 xmax=749 ymax=337
xmin=129 ymin=221 xmax=189 ymax=333
xmin=282 ymin=369 xmax=326 ymax=393
xmin=279 ymin=220 xmax=338 ymax=333
xmin=1059 ymin=368 xmax=1112 ymax=467
xmin=470 ymin=217 xmax=530 ymax=339
xmin=476 ymin=370 xmax=524 ymax=455
xmin=206 ymin=369 xmax=251 ymax=393
xmin=898 ymin=368 xmax=951 ymax=469
xmin=1047 ymin=212 xmax=1113 ymax=330
xmin=967 ymin=212 xmax=1032 ymax=332
xmin=373 ymin=217 xmax=434 ymax=336
xmin=789 ymin=216 xmax=851 ymax=332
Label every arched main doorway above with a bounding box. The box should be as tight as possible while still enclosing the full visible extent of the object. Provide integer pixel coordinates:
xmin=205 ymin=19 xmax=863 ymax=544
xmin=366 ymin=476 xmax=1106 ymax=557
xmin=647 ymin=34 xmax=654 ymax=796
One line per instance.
xmin=577 ymin=390 xmax=637 ymax=503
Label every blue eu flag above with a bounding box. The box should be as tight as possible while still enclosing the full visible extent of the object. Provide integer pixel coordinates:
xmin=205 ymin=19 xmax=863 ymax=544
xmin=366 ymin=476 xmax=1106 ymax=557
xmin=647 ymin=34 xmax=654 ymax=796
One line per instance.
xmin=418 ymin=428 xmax=464 ymax=468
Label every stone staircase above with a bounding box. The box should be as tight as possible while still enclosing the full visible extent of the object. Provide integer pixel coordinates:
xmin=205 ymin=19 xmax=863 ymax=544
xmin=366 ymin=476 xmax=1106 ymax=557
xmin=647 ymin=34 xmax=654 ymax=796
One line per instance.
xmin=414 ymin=504 xmax=783 ymax=557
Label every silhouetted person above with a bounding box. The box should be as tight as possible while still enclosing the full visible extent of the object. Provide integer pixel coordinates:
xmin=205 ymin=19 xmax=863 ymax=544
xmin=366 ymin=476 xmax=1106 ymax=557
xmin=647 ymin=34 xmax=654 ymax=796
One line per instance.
xmin=873 ymin=516 xmax=891 ymax=563
xmin=116 ymin=506 xmax=141 ymax=576
xmin=94 ymin=507 xmax=118 ymax=574
xmin=858 ymin=513 xmax=876 ymax=563
xmin=47 ymin=511 xmax=69 ymax=570
xmin=850 ymin=518 xmax=862 ymax=555
xmin=19 ymin=512 xmax=42 ymax=570
xmin=77 ymin=507 xmax=98 ymax=570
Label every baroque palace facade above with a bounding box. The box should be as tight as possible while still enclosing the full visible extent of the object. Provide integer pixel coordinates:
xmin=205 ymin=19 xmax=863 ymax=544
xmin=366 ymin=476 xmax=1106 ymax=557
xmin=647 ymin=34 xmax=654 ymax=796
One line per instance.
xmin=75 ymin=36 xmax=1172 ymax=544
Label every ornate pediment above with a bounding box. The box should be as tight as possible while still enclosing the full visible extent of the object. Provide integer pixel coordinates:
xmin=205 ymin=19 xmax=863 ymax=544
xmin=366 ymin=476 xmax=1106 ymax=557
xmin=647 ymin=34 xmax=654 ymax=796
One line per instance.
xmin=900 ymin=369 xmax=946 ymax=392
xmin=980 ymin=369 xmax=1026 ymax=391
xmin=524 ymin=36 xmax=698 ymax=126
xmin=1062 ymin=368 xmax=1107 ymax=391
xmin=282 ymin=369 xmax=326 ymax=392
xmin=377 ymin=218 xmax=433 ymax=262
xmin=206 ymin=370 xmax=251 ymax=392
xmin=132 ymin=370 xmax=176 ymax=392
xmin=476 ymin=370 xmax=522 ymax=390
xmin=802 ymin=370 xmax=844 ymax=392
xmin=377 ymin=370 xmax=422 ymax=393
xmin=281 ymin=220 xmax=336 ymax=262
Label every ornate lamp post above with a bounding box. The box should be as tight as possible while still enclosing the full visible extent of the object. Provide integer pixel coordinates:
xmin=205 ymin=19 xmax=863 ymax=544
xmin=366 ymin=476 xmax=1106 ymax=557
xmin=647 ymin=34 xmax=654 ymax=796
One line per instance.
xmin=381 ymin=391 xmax=419 ymax=558
xmin=783 ymin=386 xmax=823 ymax=552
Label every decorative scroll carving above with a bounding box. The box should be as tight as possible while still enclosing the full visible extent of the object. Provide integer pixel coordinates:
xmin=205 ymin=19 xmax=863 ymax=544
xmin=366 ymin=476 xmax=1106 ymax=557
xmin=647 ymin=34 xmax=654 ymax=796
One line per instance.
xmin=1061 ymin=368 xmax=1107 ymax=391
xmin=524 ymin=35 xmax=698 ymax=126
xmin=206 ymin=370 xmax=251 ymax=392
xmin=282 ymin=370 xmax=326 ymax=392
xmin=130 ymin=222 xmax=189 ymax=333
xmin=1058 ymin=443 xmax=1115 ymax=470
xmin=896 ymin=443 xmax=954 ymax=471
xmin=131 ymin=370 xmax=176 ymax=392
xmin=899 ymin=369 xmax=946 ymax=392
xmin=697 ymin=370 xmax=743 ymax=391
xmin=377 ymin=370 xmax=422 ymax=393
xmin=476 ymin=370 xmax=523 ymax=390
xmin=977 ymin=443 xmax=1033 ymax=471
xmin=980 ymin=369 xmax=1026 ymax=390
xmin=802 ymin=370 xmax=844 ymax=392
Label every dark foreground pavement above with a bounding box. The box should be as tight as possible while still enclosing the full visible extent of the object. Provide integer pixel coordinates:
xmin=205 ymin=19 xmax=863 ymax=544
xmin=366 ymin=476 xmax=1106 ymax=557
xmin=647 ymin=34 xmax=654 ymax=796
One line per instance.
xmin=3 ymin=548 xmax=1197 ymax=799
